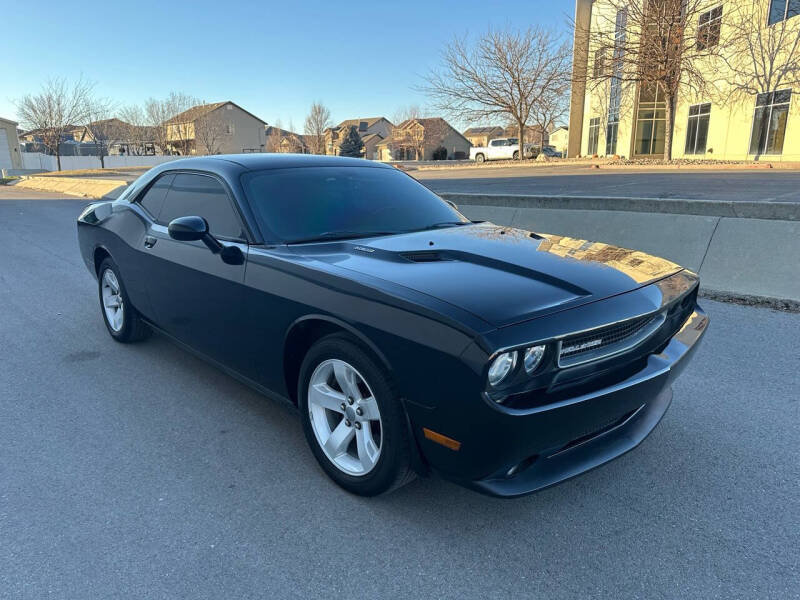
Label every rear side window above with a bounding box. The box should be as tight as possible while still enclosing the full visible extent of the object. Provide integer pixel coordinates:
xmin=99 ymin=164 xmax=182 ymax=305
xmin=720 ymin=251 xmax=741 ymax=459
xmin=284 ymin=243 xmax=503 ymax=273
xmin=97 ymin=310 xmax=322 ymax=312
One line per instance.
xmin=157 ymin=173 xmax=244 ymax=239
xmin=138 ymin=174 xmax=174 ymax=218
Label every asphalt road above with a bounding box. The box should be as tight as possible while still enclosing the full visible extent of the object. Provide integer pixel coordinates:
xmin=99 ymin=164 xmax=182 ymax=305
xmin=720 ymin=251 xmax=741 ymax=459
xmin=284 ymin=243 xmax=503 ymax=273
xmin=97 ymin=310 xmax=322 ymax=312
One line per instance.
xmin=1 ymin=186 xmax=798 ymax=599
xmin=416 ymin=165 xmax=800 ymax=202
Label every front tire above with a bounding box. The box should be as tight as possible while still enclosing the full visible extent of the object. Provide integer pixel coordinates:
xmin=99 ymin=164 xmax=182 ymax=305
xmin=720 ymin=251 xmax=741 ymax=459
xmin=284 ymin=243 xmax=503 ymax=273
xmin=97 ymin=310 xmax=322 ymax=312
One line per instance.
xmin=513 ymin=150 xmax=520 ymax=160
xmin=98 ymin=257 xmax=149 ymax=343
xmin=298 ymin=334 xmax=414 ymax=496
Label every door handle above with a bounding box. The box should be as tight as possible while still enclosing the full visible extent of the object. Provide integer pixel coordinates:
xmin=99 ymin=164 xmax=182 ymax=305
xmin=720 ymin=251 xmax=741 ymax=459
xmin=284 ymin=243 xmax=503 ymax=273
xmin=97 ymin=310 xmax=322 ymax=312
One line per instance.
xmin=144 ymin=235 xmax=157 ymax=248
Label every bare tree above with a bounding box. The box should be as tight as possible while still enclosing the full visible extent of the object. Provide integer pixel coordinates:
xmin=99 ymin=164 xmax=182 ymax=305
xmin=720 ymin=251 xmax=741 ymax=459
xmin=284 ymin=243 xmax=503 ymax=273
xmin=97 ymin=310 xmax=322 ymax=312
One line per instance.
xmin=304 ymin=102 xmax=332 ymax=154
xmin=392 ymin=104 xmax=422 ymax=125
xmin=145 ymin=92 xmax=198 ymax=155
xmin=84 ymin=100 xmax=125 ymax=168
xmin=165 ymin=93 xmax=200 ymax=155
xmin=530 ymin=88 xmax=570 ymax=150
xmin=579 ymin=0 xmax=721 ymax=160
xmin=15 ymin=77 xmax=95 ymax=171
xmin=718 ymin=0 xmax=800 ymax=97
xmin=194 ymin=110 xmax=227 ymax=155
xmin=144 ymin=98 xmax=173 ymax=154
xmin=422 ymin=27 xmax=571 ymax=160
xmin=266 ymin=119 xmax=284 ymax=153
xmin=118 ymin=105 xmax=153 ymax=155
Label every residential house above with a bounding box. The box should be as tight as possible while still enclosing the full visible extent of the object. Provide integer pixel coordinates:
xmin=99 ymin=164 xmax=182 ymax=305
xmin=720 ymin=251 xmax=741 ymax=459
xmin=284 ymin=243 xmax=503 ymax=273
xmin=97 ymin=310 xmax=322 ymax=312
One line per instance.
xmin=325 ymin=117 xmax=393 ymax=158
xmin=72 ymin=119 xmax=157 ymax=156
xmin=360 ymin=133 xmax=386 ymax=161
xmin=265 ymin=126 xmax=309 ymax=153
xmin=549 ymin=126 xmax=569 ymax=154
xmin=165 ymin=101 xmax=266 ymax=155
xmin=19 ymin=126 xmax=79 ymax=144
xmin=463 ymin=126 xmax=505 ymax=147
xmin=570 ymin=0 xmax=800 ymax=160
xmin=19 ymin=126 xmax=87 ymax=156
xmin=0 ymin=117 xmax=22 ymax=171
xmin=376 ymin=117 xmax=472 ymax=161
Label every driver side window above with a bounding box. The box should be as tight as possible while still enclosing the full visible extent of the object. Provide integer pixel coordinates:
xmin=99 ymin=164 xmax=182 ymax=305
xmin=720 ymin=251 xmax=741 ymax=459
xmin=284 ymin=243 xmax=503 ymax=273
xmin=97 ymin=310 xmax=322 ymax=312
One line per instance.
xmin=138 ymin=174 xmax=174 ymax=218
xmin=157 ymin=173 xmax=245 ymax=240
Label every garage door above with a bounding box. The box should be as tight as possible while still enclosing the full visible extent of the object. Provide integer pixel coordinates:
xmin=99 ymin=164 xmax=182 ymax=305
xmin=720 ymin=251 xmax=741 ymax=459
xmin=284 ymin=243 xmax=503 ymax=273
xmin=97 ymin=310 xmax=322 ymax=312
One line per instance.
xmin=0 ymin=130 xmax=13 ymax=171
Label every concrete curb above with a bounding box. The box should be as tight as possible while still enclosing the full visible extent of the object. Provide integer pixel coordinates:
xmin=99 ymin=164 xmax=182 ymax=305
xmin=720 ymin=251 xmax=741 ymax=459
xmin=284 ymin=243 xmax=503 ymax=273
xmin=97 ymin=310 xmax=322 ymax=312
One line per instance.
xmin=439 ymin=192 xmax=800 ymax=221
xmin=698 ymin=289 xmax=800 ymax=313
xmin=456 ymin=203 xmax=800 ymax=305
xmin=14 ymin=176 xmax=127 ymax=199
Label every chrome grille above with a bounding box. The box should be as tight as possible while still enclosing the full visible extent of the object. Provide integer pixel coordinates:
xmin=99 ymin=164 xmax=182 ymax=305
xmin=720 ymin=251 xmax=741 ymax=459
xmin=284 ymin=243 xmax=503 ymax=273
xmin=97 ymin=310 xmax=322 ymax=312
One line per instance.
xmin=558 ymin=312 xmax=666 ymax=367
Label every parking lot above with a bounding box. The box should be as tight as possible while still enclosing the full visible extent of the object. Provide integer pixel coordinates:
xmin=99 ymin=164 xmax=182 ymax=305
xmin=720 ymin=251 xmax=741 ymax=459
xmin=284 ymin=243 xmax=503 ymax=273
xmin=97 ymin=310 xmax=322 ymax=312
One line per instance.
xmin=1 ymin=185 xmax=798 ymax=599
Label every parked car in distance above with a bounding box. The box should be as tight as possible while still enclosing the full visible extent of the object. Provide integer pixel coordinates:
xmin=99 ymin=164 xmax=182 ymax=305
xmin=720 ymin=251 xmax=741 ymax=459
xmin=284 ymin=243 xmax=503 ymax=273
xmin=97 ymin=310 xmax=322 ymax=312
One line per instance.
xmin=540 ymin=146 xmax=564 ymax=158
xmin=77 ymin=154 xmax=708 ymax=498
xmin=470 ymin=137 xmax=535 ymax=163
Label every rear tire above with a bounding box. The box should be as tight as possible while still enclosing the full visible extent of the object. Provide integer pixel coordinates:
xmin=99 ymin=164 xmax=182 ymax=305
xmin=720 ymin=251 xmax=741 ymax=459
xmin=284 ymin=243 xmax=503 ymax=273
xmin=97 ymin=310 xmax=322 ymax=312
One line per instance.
xmin=513 ymin=150 xmax=520 ymax=160
xmin=98 ymin=257 xmax=150 ymax=343
xmin=475 ymin=153 xmax=485 ymax=164
xmin=298 ymin=334 xmax=415 ymax=496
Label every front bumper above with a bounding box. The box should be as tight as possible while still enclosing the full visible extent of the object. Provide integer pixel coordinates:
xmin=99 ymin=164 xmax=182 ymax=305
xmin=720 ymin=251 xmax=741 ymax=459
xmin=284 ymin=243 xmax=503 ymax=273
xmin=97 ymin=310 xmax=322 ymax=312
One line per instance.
xmin=413 ymin=307 xmax=708 ymax=498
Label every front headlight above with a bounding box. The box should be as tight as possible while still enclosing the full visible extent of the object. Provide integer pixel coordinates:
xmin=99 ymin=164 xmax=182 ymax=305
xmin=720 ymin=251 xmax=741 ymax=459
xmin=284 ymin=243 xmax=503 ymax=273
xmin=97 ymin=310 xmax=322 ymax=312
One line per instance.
xmin=523 ymin=345 xmax=546 ymax=374
xmin=488 ymin=351 xmax=517 ymax=387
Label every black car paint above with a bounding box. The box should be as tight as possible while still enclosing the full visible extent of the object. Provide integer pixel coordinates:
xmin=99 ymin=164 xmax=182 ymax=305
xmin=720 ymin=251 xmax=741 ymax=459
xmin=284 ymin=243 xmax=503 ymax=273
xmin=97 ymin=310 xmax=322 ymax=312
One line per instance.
xmin=77 ymin=154 xmax=707 ymax=497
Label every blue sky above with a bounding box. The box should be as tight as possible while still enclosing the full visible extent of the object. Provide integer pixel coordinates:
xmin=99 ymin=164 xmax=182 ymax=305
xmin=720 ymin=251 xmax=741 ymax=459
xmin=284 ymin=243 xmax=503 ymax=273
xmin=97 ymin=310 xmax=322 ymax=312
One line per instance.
xmin=4 ymin=0 xmax=570 ymax=130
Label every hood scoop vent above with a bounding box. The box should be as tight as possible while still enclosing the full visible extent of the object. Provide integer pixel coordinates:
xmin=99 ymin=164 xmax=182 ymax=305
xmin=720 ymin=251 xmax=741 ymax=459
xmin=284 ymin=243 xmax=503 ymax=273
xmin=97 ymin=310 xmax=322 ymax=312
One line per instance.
xmin=400 ymin=251 xmax=450 ymax=263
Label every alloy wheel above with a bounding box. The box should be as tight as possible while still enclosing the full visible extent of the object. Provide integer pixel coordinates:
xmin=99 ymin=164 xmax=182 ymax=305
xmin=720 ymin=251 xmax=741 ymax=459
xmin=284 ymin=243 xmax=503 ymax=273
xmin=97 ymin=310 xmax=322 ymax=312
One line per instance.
xmin=101 ymin=269 xmax=124 ymax=332
xmin=307 ymin=359 xmax=382 ymax=476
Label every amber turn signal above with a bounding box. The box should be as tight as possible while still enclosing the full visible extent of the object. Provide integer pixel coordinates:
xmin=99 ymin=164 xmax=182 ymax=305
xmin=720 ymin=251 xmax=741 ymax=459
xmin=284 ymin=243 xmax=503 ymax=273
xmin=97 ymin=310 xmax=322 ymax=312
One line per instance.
xmin=423 ymin=427 xmax=461 ymax=451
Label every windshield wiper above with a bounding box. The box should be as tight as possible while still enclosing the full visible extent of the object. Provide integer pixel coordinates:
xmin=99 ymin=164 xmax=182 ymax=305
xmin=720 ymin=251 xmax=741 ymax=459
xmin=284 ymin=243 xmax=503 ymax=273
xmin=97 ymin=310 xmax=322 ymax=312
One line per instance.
xmin=286 ymin=230 xmax=398 ymax=245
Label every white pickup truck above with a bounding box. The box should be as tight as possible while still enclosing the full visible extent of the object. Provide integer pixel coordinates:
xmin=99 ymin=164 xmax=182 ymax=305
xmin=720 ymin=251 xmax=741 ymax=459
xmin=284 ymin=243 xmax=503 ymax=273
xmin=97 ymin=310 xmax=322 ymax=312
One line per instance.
xmin=469 ymin=137 xmax=535 ymax=163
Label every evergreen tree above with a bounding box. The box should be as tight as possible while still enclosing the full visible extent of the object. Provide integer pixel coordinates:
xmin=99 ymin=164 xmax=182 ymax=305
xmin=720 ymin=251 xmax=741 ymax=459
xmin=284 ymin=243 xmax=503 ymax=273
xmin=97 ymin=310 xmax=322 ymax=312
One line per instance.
xmin=338 ymin=125 xmax=364 ymax=158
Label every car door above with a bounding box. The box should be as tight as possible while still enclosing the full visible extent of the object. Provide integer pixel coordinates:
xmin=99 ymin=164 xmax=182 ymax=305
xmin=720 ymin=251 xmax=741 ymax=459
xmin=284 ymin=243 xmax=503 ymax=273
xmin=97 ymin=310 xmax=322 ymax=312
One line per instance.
xmin=142 ymin=171 xmax=250 ymax=366
xmin=487 ymin=139 xmax=504 ymax=160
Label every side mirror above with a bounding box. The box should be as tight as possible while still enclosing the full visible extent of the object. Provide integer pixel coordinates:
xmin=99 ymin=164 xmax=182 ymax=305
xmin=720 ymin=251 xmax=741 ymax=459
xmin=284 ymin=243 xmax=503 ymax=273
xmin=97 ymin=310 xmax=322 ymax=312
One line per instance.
xmin=168 ymin=215 xmax=223 ymax=253
xmin=167 ymin=215 xmax=244 ymax=265
xmin=168 ymin=215 xmax=208 ymax=241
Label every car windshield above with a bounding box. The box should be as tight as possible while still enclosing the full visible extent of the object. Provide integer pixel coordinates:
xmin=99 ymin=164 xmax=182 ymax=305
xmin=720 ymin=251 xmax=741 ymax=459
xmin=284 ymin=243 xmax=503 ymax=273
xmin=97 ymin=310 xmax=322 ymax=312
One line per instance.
xmin=241 ymin=166 xmax=468 ymax=243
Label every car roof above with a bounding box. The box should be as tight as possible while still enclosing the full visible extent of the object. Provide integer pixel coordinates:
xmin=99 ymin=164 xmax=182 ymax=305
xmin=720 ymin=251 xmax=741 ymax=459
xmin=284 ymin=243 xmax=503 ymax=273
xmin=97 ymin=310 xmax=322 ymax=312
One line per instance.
xmin=156 ymin=153 xmax=395 ymax=173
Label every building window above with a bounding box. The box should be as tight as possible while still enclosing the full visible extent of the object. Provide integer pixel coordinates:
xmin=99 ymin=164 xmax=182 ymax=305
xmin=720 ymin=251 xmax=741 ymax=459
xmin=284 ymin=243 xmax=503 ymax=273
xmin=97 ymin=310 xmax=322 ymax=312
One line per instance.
xmin=226 ymin=122 xmax=234 ymax=135
xmin=685 ymin=103 xmax=711 ymax=154
xmin=768 ymin=0 xmax=800 ymax=25
xmin=697 ymin=6 xmax=722 ymax=50
xmin=588 ymin=117 xmax=600 ymax=155
xmin=605 ymin=9 xmax=627 ymax=156
xmin=593 ymin=48 xmax=606 ymax=78
xmin=634 ymin=83 xmax=666 ymax=156
xmin=606 ymin=121 xmax=618 ymax=156
xmin=749 ymin=90 xmax=791 ymax=155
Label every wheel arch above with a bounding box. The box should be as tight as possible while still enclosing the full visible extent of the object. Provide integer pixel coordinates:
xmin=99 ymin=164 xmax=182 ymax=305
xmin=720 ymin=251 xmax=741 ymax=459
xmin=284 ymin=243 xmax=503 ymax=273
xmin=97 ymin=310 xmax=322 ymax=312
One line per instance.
xmin=282 ymin=315 xmax=392 ymax=405
xmin=93 ymin=245 xmax=112 ymax=275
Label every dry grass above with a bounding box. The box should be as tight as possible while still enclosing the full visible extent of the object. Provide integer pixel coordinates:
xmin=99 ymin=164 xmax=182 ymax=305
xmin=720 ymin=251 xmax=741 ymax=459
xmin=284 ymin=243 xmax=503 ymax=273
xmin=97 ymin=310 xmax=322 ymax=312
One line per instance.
xmin=36 ymin=167 xmax=149 ymax=178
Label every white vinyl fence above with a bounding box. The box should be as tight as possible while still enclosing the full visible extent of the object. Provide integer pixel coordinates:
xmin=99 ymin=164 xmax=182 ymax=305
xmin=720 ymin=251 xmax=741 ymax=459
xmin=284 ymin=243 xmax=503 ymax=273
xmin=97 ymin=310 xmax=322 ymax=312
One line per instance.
xmin=21 ymin=152 xmax=182 ymax=172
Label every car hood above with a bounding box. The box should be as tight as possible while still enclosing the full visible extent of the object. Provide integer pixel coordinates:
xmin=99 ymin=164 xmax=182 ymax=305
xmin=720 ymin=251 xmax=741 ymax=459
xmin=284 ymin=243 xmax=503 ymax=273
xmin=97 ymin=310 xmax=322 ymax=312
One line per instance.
xmin=300 ymin=223 xmax=683 ymax=328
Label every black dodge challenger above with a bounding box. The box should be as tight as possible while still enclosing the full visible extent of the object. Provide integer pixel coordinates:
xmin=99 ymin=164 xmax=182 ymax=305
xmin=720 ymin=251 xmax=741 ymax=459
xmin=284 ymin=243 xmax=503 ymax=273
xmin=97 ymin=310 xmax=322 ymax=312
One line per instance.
xmin=77 ymin=154 xmax=708 ymax=497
